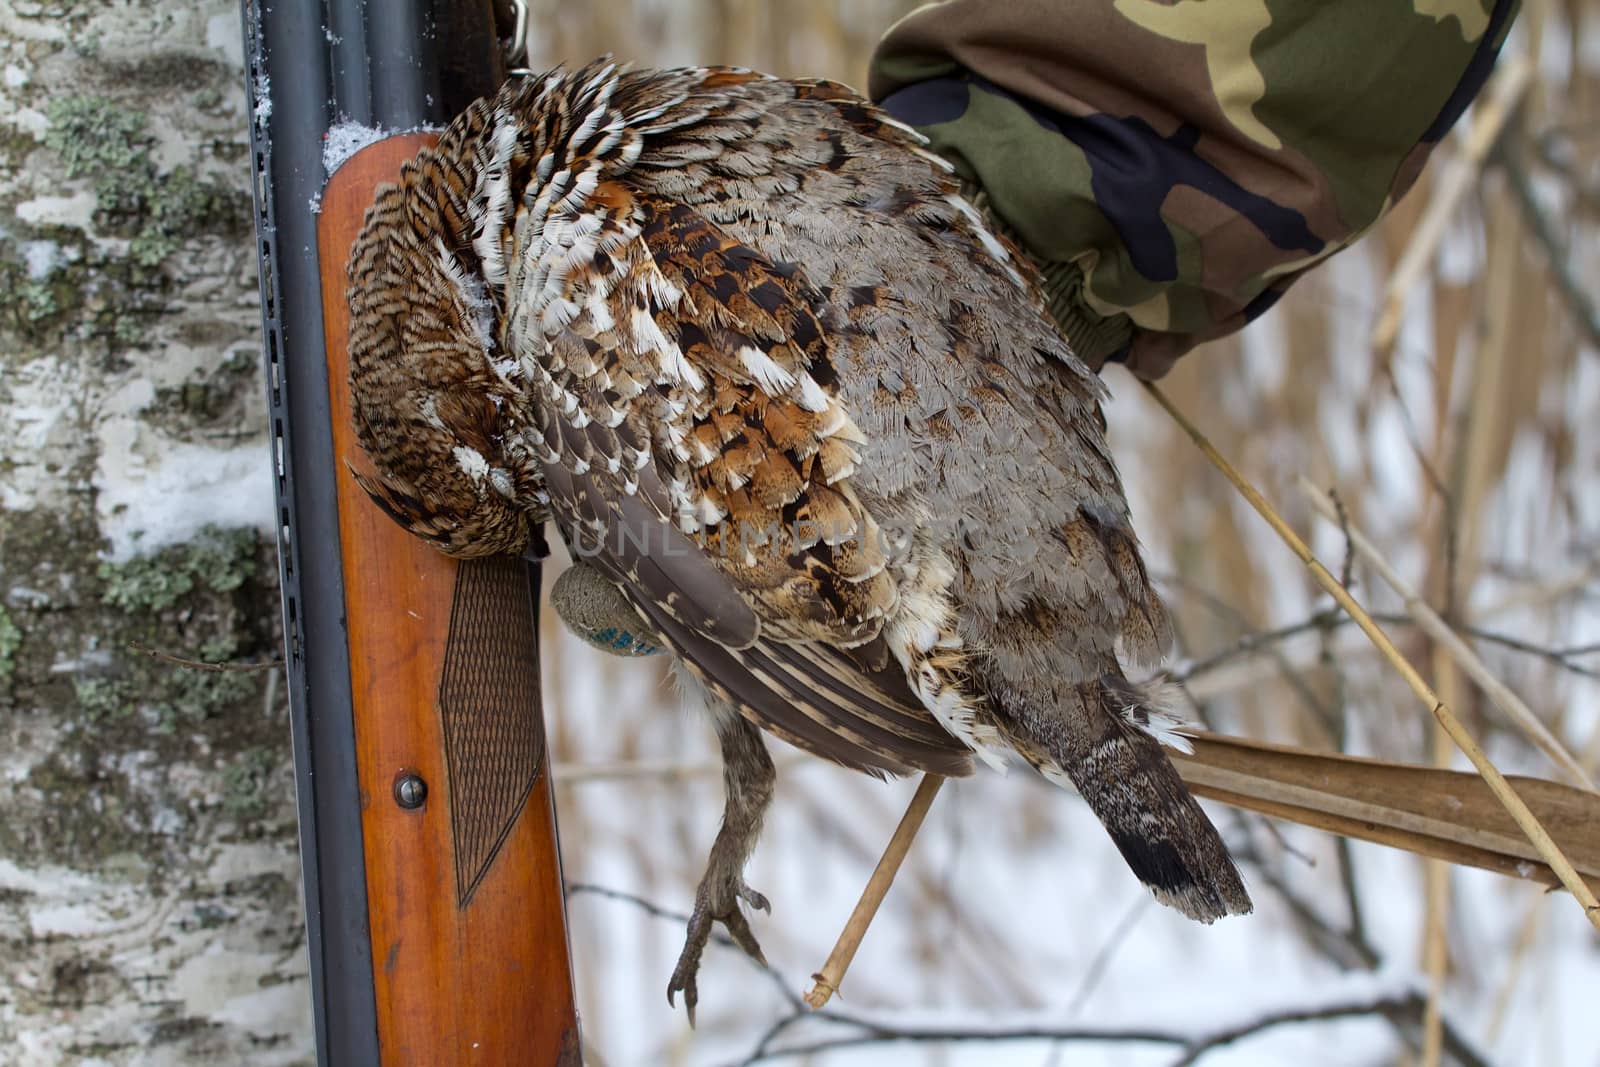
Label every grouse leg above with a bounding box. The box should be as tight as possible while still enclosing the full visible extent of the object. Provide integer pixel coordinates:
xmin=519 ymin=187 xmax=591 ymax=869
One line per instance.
xmin=667 ymin=711 xmax=776 ymax=1024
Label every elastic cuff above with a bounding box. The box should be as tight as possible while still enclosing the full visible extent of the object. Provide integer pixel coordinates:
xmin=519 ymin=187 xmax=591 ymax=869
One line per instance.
xmin=958 ymin=182 xmax=1132 ymax=371
xmin=1034 ymin=259 xmax=1133 ymax=372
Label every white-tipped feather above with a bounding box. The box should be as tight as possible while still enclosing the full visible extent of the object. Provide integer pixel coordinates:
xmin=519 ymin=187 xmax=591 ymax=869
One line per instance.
xmin=696 ymin=495 xmax=725 ymax=526
xmin=876 ymin=113 xmax=928 ymax=142
xmin=946 ymin=194 xmax=1030 ymax=291
xmin=472 ymin=118 xmax=521 ymax=286
xmin=1119 ymin=680 xmax=1198 ymax=755
xmin=558 ymin=165 xmax=602 ymax=214
xmin=570 ymin=101 xmax=609 ymax=148
xmin=579 ymin=62 xmax=619 ymax=100
xmin=739 ymin=345 xmax=797 ymax=394
xmin=795 ymin=375 xmax=830 ymax=413
xmin=452 ymin=446 xmax=491 ymax=482
xmin=592 ymin=125 xmax=625 ymax=157
xmin=881 ymin=547 xmax=1009 ymax=770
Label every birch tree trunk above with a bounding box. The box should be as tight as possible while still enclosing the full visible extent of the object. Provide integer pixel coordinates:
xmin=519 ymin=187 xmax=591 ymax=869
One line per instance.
xmin=0 ymin=2 xmax=311 ymax=1063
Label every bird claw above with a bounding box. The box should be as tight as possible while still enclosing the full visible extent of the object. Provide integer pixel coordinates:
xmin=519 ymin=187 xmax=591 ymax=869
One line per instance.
xmin=739 ymin=883 xmax=770 ymax=914
xmin=666 ymin=878 xmax=769 ymax=1026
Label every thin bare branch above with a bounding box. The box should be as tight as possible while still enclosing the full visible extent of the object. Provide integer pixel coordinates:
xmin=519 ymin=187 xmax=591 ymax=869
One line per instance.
xmin=1167 ymin=993 xmax=1494 ymax=1067
xmin=128 ymin=641 xmax=283 ymax=674
xmin=731 ymin=992 xmax=1493 ymax=1067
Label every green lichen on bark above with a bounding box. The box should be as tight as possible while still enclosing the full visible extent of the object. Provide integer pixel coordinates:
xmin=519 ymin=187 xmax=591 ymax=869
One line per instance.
xmin=0 ymin=227 xmax=91 ymax=341
xmin=41 ymin=95 xmax=149 ymax=176
xmin=98 ymin=525 xmax=257 ymax=612
xmin=0 ymin=605 xmax=20 ymax=684
xmin=42 ymin=95 xmax=248 ymax=267
xmin=221 ymin=746 xmax=283 ymax=821
xmin=0 ymin=93 xmax=253 ymax=348
xmin=1 ymin=509 xmax=290 ymax=874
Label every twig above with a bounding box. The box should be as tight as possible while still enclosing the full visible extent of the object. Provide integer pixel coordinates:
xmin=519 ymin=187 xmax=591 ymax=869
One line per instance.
xmin=1144 ymin=381 xmax=1600 ymax=933
xmin=1243 ymin=848 xmax=1378 ymax=971
xmin=743 ymin=1022 xmax=1183 ymax=1063
xmin=1422 ymin=645 xmax=1459 ymax=1067
xmin=1371 ymin=57 xmax=1532 ymax=359
xmin=804 ymin=773 xmax=944 ymax=1009
xmin=1168 ymin=609 xmax=1344 ymax=685
xmin=735 ymin=993 xmax=1492 ymax=1067
xmin=1479 ymin=561 xmax=1600 ymax=611
xmin=1167 ymin=993 xmax=1494 ymax=1067
xmin=1315 ymin=573 xmax=1371 ymax=963
xmin=1457 ymin=630 xmax=1600 ymax=682
xmin=566 ymin=880 xmax=695 ymax=925
xmin=1327 ymin=487 xmax=1355 ymax=590
xmin=1172 ymin=608 xmax=1600 ymax=690
xmin=1165 ymin=571 xmax=1600 ymax=699
xmin=128 ymin=641 xmax=283 ymax=674
xmin=554 ymin=757 xmax=726 ymax=783
xmin=1298 ymin=478 xmax=1595 ymax=789
xmin=552 ymin=754 xmax=807 ymax=784
xmin=1237 ymin=844 xmax=1485 ymax=1066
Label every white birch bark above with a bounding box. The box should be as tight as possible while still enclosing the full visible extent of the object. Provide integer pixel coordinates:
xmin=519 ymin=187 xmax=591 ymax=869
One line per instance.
xmin=0 ymin=2 xmax=311 ymax=1063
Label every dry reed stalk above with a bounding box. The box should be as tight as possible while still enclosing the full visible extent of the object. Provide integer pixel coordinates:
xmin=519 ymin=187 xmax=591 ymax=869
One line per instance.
xmin=805 ymin=773 xmax=945 ymax=1009
xmin=1420 ymin=645 xmax=1458 ymax=1067
xmin=1298 ymin=477 xmax=1594 ymax=789
xmin=1460 ymin=189 xmax=1522 ymax=537
xmin=1420 ymin=173 xmax=1517 ymax=1065
xmin=1145 ymin=381 xmax=1600 ymax=932
xmin=1172 ymin=733 xmax=1600 ymax=886
xmin=1370 ymin=57 xmax=1532 ymax=360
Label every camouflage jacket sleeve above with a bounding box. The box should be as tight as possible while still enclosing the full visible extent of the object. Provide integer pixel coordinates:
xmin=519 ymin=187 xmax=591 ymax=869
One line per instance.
xmin=868 ymin=0 xmax=1519 ymax=378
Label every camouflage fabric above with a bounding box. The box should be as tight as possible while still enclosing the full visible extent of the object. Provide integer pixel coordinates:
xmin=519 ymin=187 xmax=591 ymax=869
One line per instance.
xmin=869 ymin=0 xmax=1520 ymax=378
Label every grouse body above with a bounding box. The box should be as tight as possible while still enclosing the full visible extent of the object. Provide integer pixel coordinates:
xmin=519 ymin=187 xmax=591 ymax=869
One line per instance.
xmin=347 ymin=61 xmax=1250 ymax=1016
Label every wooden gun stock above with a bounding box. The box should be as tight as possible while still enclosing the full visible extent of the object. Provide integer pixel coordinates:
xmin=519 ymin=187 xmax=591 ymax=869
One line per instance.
xmin=317 ymin=134 xmax=580 ymax=1065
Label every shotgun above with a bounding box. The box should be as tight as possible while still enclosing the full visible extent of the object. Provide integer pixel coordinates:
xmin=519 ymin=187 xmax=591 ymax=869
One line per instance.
xmin=242 ymin=3 xmax=580 ymax=1062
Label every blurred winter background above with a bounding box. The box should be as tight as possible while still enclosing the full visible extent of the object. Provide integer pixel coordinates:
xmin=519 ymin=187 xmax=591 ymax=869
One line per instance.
xmin=2 ymin=1 xmax=1598 ymax=1065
